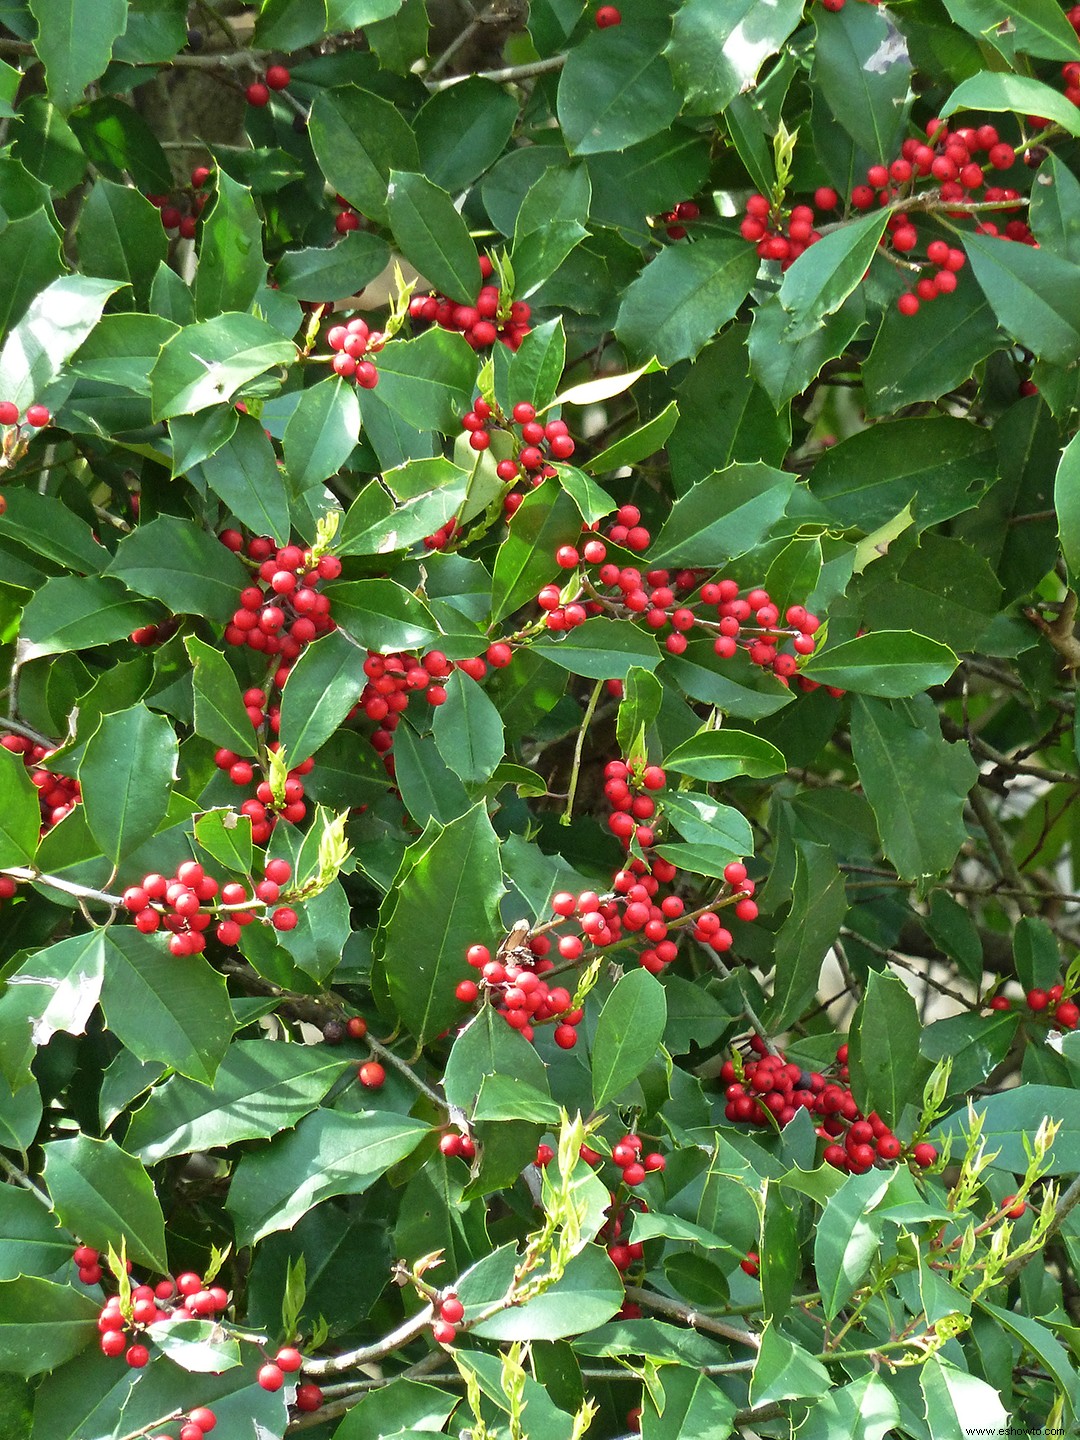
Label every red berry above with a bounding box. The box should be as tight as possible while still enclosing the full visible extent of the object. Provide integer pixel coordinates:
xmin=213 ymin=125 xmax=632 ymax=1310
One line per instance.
xmin=272 ymin=906 xmax=298 ymax=931
xmin=265 ymin=64 xmax=291 ymax=89
xmin=554 ymin=1024 xmax=578 ymax=1049
xmin=911 ymin=1143 xmax=937 ymax=1168
xmin=258 ymin=1364 xmax=284 ymax=1391
xmin=125 ymin=1344 xmax=150 ymax=1368
xmin=621 ymin=1161 xmax=646 ymax=1186
xmin=439 ymin=1295 xmax=465 ymax=1324
xmin=25 ymin=404 xmax=50 ymax=427
xmin=346 ymin=1015 xmax=367 ymax=1039
xmin=1027 ymin=988 xmax=1049 ymax=1012
xmin=595 ymin=5 xmax=621 ymax=25
xmin=264 ymin=857 xmax=292 ymax=885
xmin=276 ymin=1347 xmax=303 ymax=1372
xmin=740 ymin=1251 xmax=760 ymax=1277
xmin=295 ymin=1384 xmax=323 ymax=1412
xmin=1056 ymin=1000 xmax=1079 ymax=1028
xmin=245 ymin=82 xmax=270 ymax=107
xmin=1001 ymin=1194 xmax=1026 ymax=1219
xmin=358 ymin=1061 xmax=385 ymax=1089
xmin=432 ymin=1320 xmax=457 ymax=1345
xmin=0 ymin=401 xmax=19 ymax=424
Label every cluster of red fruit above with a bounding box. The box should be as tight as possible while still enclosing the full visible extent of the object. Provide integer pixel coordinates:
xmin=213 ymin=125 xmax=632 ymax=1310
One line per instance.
xmin=457 ymin=940 xmax=584 ymax=1049
xmin=245 ymin=64 xmax=291 ymax=107
xmin=0 ymin=733 xmax=81 ymax=829
xmin=325 ymin=315 xmax=383 ymax=388
xmin=660 ymin=199 xmax=700 ymax=240
xmin=130 ymin=615 xmax=181 ymax=647
xmin=147 ymin=165 xmax=214 ymax=239
xmin=213 ymin=733 xmax=314 ymax=840
xmin=431 ymin=1291 xmax=465 ymax=1346
xmin=407 ymin=255 xmax=533 ymax=351
xmin=991 ymin=984 xmax=1079 ymax=1029
xmin=0 ymin=399 xmax=50 ymax=429
xmin=358 ymin=645 xmax=514 ymax=764
xmin=120 ymin=856 xmax=297 ymax=954
xmin=220 ymin=533 xmax=340 ymax=661
xmin=721 ymin=1037 xmax=938 ymax=1172
xmin=463 ymin=396 xmax=575 ymax=479
xmin=1060 ymin=10 xmax=1080 ymax=105
xmin=738 ymin=192 xmax=828 ymax=270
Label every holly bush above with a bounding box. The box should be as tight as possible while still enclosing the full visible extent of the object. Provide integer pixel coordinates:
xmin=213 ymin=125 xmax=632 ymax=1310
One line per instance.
xmin=2 ymin=0 xmax=1080 ymax=1437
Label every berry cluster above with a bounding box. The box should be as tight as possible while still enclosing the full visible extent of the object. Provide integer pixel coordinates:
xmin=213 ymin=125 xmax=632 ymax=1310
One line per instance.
xmin=120 ymin=856 xmax=296 ymax=954
xmin=0 ymin=399 xmax=50 ymax=429
xmin=220 ymin=533 xmax=340 ymax=661
xmin=0 ymin=733 xmax=81 ymax=829
xmin=408 ymin=255 xmax=533 ymax=351
xmin=1058 ymin=10 xmax=1080 ymax=106
xmin=245 ymin=64 xmax=292 ymax=107
xmin=609 ymin=1131 xmax=666 ymax=1189
xmin=991 ymin=985 xmax=1080 ymax=1029
xmin=130 ymin=615 xmax=181 ymax=647
xmin=738 ymin=193 xmax=827 ymax=270
xmin=325 ymin=315 xmax=383 ymax=388
xmin=213 ymin=734 xmax=314 ymax=839
xmin=660 ymin=199 xmax=700 ymax=240
xmin=147 ymin=165 xmax=214 ymax=240
xmin=459 ymin=397 xmax=574 ymax=522
xmin=431 ymin=1292 xmax=464 ymax=1346
xmin=548 ymin=543 xmax=826 ymax=679
xmin=721 ymin=1038 xmax=938 ymax=1172
xmin=359 ymin=647 xmax=454 ymax=763
xmin=458 ymin=941 xmax=584 ymax=1049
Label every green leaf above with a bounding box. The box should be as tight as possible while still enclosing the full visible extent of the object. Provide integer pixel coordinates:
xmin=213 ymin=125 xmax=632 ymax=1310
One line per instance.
xmin=0 ymin=274 xmax=119 ymax=412
xmin=760 ymin=1182 xmax=799 ymax=1325
xmin=1030 ymin=153 xmax=1080 ymax=264
xmin=17 ymin=577 xmax=156 ymax=661
xmin=615 ymin=239 xmax=758 ymax=365
xmin=185 ymin=635 xmax=257 ymax=756
xmin=919 ymin=1355 xmax=1009 ymax=1435
xmin=812 ymin=3 xmax=911 ymax=161
xmin=931 ymin=1083 xmax=1080 ymax=1173
xmin=814 ymin=1169 xmax=891 ymax=1321
xmin=100 ymin=929 xmax=234 ymax=1086
xmin=963 ymin=228 xmax=1080 ymax=364
xmin=72 ymin=311 xmax=178 ymax=397
xmin=194 ymin=808 xmax=252 ymax=875
xmin=432 ymin=669 xmax=505 ymax=785
xmin=327 ymin=578 xmax=442 ymax=651
xmin=70 ymin=93 xmax=172 ymax=192
xmin=106 ymin=514 xmax=249 ymax=622
xmin=334 ymin=1378 xmax=457 ymax=1440
xmin=0 ymin=1187 xmax=72 ymax=1282
xmin=490 ymin=480 xmax=583 ymax=624
xmin=254 ymin=0 xmax=329 ymax=47
xmin=0 ymin=207 xmax=67 ymax=340
xmin=557 ymin=12 xmax=680 ymax=156
xmin=944 ymin=0 xmax=1080 ymax=59
xmin=146 ymin=1316 xmax=242 ymax=1374
xmin=279 ymin=629 xmax=364 ymax=766
xmin=589 ymin=400 xmax=679 ymax=475
xmin=942 ymin=70 xmax=1080 ymax=138
xmin=414 ymin=77 xmax=519 ymax=194
xmin=973 ymin=1298 xmax=1080 ymax=1413
xmin=386 ymin=170 xmax=481 ymax=305
xmin=124 ymin=1039 xmax=352 ymax=1163
xmin=340 ymin=462 xmax=470 ymax=556
xmin=227 ymin=1108 xmax=429 ymax=1245
xmin=850 ymin=694 xmax=978 ymax=880
xmin=460 ymin=1244 xmax=623 ymax=1341
xmin=0 ymin=1278 xmax=98 ymax=1377
xmin=198 ymin=411 xmax=290 ymax=541
xmin=381 ymin=805 xmax=504 ymax=1044
xmin=778 ymin=209 xmax=890 ymax=341
xmin=308 ymin=85 xmax=419 ymax=224
xmin=663 ymin=729 xmax=786 ymax=783
xmin=474 ymin=1073 xmax=560 ymax=1124
xmin=532 ymin=618 xmax=663 ymax=680
xmin=794 ymin=1374 xmax=900 ymax=1440
xmin=78 ymin=704 xmax=178 ymax=864
xmin=275 ymin=230 xmax=390 ymax=300
xmin=749 ymin=1323 xmax=831 ymax=1407
xmin=0 ymin=932 xmax=106 ymax=1087
xmin=863 ymin=283 xmax=1003 ymax=418
xmin=666 ymin=0 xmax=802 ymax=115
xmin=848 ymin=971 xmax=932 ymax=1129
xmin=649 ymin=462 xmax=794 ymax=568
xmin=283 ymin=376 xmax=360 ymax=493
xmin=748 ymin=290 xmax=867 ymax=411
xmin=616 ymin=666 xmax=663 ymax=757
xmin=810 ymin=417 xmax=997 ymax=531
xmin=0 ymin=745 xmax=42 ymax=868
xmin=28 ymin=0 xmax=128 ymax=113
xmin=641 ymin=1365 xmax=736 ymax=1440
xmin=367 ymin=329 xmax=478 ymax=435
xmin=443 ymin=1006 xmax=551 ymax=1114
xmin=801 ymin=632 xmax=958 ymax=697
xmin=75 ymin=179 xmax=166 ymax=307
xmin=194 ymin=171 xmax=266 ymax=320
xmin=592 ymin=970 xmax=668 ymax=1110
xmin=149 ymin=312 xmax=295 ymax=421
xmin=858 ymin=534 xmax=1002 ymax=652
xmin=1056 ymin=428 xmax=1080 ymax=581
xmin=43 ymin=1134 xmax=168 ymax=1273
xmin=767 ymin=842 xmax=848 ymax=1032
xmin=501 ymin=317 xmax=566 ymax=413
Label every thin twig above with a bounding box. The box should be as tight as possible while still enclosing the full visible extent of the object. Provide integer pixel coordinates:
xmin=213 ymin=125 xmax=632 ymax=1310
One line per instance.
xmin=0 ymin=715 xmax=54 ymax=746
xmin=623 ymin=1284 xmax=760 ymax=1349
xmin=0 ymin=1155 xmax=52 ymax=1206
xmin=427 ymin=52 xmax=566 ymax=91
xmin=967 ymin=786 xmax=1039 ymax=919
xmin=301 ymin=1308 xmax=434 ymax=1377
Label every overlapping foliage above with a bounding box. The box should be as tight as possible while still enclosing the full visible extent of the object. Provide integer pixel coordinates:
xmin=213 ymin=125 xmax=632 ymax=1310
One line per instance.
xmin=1 ymin=1 xmax=1080 ymax=1437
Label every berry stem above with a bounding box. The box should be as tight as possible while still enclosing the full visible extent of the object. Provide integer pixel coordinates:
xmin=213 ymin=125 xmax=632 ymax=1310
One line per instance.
xmin=0 ymin=1153 xmax=52 ymax=1208
xmin=561 ymin=680 xmax=605 ymax=827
